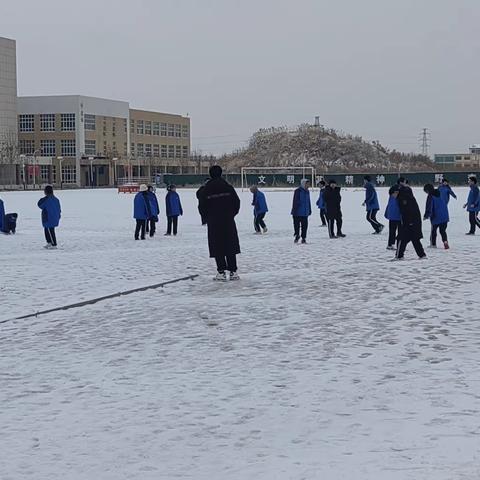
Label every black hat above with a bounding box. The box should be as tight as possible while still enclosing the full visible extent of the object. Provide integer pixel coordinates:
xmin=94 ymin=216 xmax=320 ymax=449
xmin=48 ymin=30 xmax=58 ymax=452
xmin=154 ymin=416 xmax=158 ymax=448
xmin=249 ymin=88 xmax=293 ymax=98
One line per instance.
xmin=44 ymin=185 xmax=53 ymax=195
xmin=397 ymin=176 xmax=406 ymax=184
xmin=209 ymin=165 xmax=223 ymax=179
xmin=328 ymin=179 xmax=337 ymax=184
xmin=389 ymin=185 xmax=400 ymax=195
xmin=167 ymin=184 xmax=176 ymax=191
xmin=469 ymin=176 xmax=477 ymax=184
xmin=364 ymin=175 xmax=371 ymax=182
xmin=423 ymin=183 xmax=434 ymax=194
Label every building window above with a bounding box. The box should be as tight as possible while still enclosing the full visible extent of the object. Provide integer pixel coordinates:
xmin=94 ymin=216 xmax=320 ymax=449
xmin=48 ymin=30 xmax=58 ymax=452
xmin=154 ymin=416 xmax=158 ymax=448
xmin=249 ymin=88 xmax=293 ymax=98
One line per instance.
xmin=182 ymin=125 xmax=189 ymax=138
xmin=160 ymin=123 xmax=167 ymax=136
xmin=61 ymin=139 xmax=76 ymax=156
xmin=153 ymin=122 xmax=160 ymax=136
xmin=61 ymin=113 xmax=76 ymax=132
xmin=52 ymin=165 xmax=57 ymax=183
xmin=136 ymin=120 xmax=144 ymax=135
xmin=175 ymin=125 xmax=182 ymax=137
xmin=40 ymin=139 xmax=56 ymax=156
xmin=130 ymin=119 xmax=135 ymax=134
xmin=123 ymin=119 xmax=127 ymax=133
xmin=85 ymin=140 xmax=96 ymax=156
xmin=145 ymin=121 xmax=152 ymax=135
xmin=40 ymin=114 xmax=55 ymax=132
xmin=19 ymin=139 xmax=35 ymax=154
xmin=131 ymin=142 xmax=135 ymax=155
xmin=182 ymin=146 xmax=189 ymax=158
xmin=19 ymin=114 xmax=35 ymax=132
xmin=112 ymin=141 xmax=117 ymax=154
xmin=40 ymin=165 xmax=50 ymax=182
xmin=84 ymin=114 xmax=96 ymax=131
xmin=161 ymin=144 xmax=167 ymax=158
xmin=145 ymin=144 xmax=152 ymax=157
xmin=103 ymin=140 xmax=107 ymax=154
xmin=168 ymin=124 xmax=175 ymax=137
xmin=168 ymin=145 xmax=175 ymax=158
xmin=62 ymin=165 xmax=77 ymax=184
xmin=137 ymin=143 xmax=144 ymax=156
xmin=175 ymin=145 xmax=182 ymax=158
xmin=153 ymin=144 xmax=160 ymax=157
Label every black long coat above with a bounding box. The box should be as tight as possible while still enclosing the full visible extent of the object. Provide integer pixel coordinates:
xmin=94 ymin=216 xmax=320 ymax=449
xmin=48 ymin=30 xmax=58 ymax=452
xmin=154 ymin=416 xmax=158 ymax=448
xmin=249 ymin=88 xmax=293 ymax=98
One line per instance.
xmin=198 ymin=178 xmax=241 ymax=257
xmin=397 ymin=186 xmax=423 ymax=240
xmin=323 ymin=186 xmax=342 ymax=217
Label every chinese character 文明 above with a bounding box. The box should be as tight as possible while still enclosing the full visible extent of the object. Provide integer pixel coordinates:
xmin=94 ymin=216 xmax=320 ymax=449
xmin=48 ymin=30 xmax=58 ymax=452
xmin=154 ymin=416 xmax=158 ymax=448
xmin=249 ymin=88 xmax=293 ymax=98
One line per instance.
xmin=376 ymin=175 xmax=385 ymax=185
xmin=286 ymin=175 xmax=295 ymax=184
xmin=345 ymin=175 xmax=353 ymax=185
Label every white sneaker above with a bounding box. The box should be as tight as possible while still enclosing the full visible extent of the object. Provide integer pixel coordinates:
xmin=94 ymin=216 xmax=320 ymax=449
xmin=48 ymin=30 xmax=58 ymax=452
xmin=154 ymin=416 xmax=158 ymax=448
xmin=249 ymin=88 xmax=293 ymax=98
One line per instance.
xmin=262 ymin=227 xmax=268 ymax=233
xmin=214 ymin=272 xmax=227 ymax=282
xmin=229 ymin=271 xmax=240 ymax=281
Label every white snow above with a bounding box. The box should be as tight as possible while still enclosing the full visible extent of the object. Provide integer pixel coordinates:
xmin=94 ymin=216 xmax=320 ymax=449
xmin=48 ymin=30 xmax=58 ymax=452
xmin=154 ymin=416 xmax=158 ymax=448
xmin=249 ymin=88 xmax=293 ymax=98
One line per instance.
xmin=1 ymin=186 xmax=479 ymax=480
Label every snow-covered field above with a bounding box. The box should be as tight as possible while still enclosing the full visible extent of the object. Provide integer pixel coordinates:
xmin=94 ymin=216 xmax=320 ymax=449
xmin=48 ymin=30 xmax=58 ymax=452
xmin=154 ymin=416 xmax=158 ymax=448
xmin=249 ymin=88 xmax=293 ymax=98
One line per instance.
xmin=1 ymin=186 xmax=479 ymax=480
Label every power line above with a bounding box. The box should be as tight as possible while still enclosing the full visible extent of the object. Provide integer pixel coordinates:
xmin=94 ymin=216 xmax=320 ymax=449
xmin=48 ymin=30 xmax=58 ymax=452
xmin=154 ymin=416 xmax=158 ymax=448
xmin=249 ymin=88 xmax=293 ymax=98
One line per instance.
xmin=419 ymin=128 xmax=431 ymax=156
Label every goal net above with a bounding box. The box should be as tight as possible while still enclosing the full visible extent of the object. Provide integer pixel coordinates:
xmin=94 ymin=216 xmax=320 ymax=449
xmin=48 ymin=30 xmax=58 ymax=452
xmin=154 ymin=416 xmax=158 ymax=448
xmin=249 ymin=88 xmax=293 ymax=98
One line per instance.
xmin=240 ymin=166 xmax=317 ymax=191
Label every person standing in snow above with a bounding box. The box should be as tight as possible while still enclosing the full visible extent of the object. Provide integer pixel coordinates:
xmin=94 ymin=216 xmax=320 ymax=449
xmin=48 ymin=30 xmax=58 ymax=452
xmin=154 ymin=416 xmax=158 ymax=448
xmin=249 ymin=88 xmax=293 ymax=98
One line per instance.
xmin=37 ymin=185 xmax=61 ymax=249
xmin=423 ymin=184 xmax=450 ymax=249
xmin=394 ymin=185 xmax=426 ymax=260
xmin=316 ymin=180 xmax=327 ymax=227
xmin=464 ymin=176 xmax=480 ymax=235
xmin=250 ymin=185 xmax=268 ymax=234
xmin=438 ymin=178 xmax=457 ymax=208
xmin=165 ymin=184 xmax=183 ymax=236
xmin=324 ymin=179 xmax=345 ymax=238
xmin=0 ymin=196 xmax=5 ymax=233
xmin=145 ymin=185 xmax=159 ymax=237
xmin=133 ymin=184 xmax=151 ymax=240
xmin=362 ymin=175 xmax=384 ymax=234
xmin=291 ymin=179 xmax=311 ymax=244
xmin=198 ymin=165 xmax=241 ymax=281
xmin=384 ymin=185 xmax=401 ymax=250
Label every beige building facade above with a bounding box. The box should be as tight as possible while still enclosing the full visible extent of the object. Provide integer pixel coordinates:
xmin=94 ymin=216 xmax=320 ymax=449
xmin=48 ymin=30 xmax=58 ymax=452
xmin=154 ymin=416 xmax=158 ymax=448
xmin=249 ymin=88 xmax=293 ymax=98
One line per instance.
xmin=17 ymin=95 xmax=192 ymax=187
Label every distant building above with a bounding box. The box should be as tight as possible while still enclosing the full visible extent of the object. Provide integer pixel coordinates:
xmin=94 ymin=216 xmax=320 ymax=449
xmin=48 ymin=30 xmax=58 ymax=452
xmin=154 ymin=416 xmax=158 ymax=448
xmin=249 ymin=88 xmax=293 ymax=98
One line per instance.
xmin=434 ymin=148 xmax=480 ymax=169
xmin=17 ymin=95 xmax=191 ymax=187
xmin=0 ymin=36 xmax=18 ymax=184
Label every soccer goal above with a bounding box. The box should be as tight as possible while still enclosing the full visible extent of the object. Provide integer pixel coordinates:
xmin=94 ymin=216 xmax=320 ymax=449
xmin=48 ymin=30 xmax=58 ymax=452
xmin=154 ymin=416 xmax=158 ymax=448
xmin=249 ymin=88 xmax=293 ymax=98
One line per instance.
xmin=240 ymin=166 xmax=317 ymax=191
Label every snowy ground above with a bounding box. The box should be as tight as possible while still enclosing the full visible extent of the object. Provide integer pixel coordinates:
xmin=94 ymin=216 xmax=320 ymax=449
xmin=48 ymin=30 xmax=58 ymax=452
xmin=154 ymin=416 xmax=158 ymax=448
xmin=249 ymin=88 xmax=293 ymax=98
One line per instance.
xmin=1 ymin=186 xmax=479 ymax=480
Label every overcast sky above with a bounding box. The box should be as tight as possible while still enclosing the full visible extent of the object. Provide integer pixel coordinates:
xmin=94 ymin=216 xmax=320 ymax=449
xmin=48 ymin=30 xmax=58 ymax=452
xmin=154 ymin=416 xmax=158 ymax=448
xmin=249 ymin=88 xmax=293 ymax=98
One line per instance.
xmin=1 ymin=0 xmax=479 ymax=156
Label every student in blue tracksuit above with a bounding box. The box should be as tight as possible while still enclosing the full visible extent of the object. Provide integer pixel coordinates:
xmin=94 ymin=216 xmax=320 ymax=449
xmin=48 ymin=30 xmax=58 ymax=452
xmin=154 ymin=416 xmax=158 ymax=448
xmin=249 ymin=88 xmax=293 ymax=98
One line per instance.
xmin=316 ymin=180 xmax=327 ymax=226
xmin=249 ymin=185 xmax=268 ymax=234
xmin=291 ymin=179 xmax=311 ymax=244
xmin=464 ymin=176 xmax=480 ymax=235
xmin=133 ymin=184 xmax=151 ymax=240
xmin=37 ymin=185 xmax=61 ymax=248
xmin=438 ymin=178 xmax=457 ymax=207
xmin=145 ymin=185 xmax=160 ymax=237
xmin=384 ymin=185 xmax=401 ymax=250
xmin=165 ymin=184 xmax=183 ymax=236
xmin=362 ymin=175 xmax=384 ymax=233
xmin=423 ymin=183 xmax=450 ymax=249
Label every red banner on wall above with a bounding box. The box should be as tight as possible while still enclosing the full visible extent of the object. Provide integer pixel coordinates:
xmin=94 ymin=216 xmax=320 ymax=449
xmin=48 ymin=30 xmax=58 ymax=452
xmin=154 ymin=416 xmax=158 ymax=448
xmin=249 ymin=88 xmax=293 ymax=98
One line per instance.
xmin=27 ymin=165 xmax=40 ymax=176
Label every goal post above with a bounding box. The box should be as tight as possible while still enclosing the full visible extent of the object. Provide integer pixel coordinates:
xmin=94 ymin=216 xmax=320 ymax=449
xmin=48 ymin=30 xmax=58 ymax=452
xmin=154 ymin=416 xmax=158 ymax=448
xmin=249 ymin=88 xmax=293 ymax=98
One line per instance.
xmin=240 ymin=166 xmax=317 ymax=191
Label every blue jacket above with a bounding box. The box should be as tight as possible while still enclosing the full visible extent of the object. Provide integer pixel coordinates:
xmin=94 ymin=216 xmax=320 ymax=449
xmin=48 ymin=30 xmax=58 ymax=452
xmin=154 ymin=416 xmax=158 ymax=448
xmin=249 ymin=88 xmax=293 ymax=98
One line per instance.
xmin=364 ymin=182 xmax=380 ymax=211
xmin=0 ymin=199 xmax=4 ymax=232
xmin=467 ymin=184 xmax=480 ymax=212
xmin=291 ymin=187 xmax=311 ymax=217
xmin=37 ymin=195 xmax=61 ymax=228
xmin=146 ymin=191 xmax=160 ymax=217
xmin=166 ymin=191 xmax=183 ymax=217
xmin=133 ymin=191 xmax=151 ymax=220
xmin=252 ymin=190 xmax=268 ymax=215
xmin=424 ymin=192 xmax=449 ymax=225
xmin=316 ymin=189 xmax=326 ymax=210
xmin=384 ymin=196 xmax=401 ymax=221
xmin=438 ymin=184 xmax=456 ymax=205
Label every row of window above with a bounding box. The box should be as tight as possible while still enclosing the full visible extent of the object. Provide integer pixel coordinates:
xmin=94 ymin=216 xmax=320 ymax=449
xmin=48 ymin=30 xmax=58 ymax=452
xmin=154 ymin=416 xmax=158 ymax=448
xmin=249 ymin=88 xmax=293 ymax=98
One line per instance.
xmin=20 ymin=165 xmax=77 ymax=184
xmin=19 ymin=139 xmax=76 ymax=157
xmin=132 ymin=143 xmax=189 ymax=158
xmin=131 ymin=120 xmax=189 ymax=138
xmin=19 ymin=113 xmax=76 ymax=133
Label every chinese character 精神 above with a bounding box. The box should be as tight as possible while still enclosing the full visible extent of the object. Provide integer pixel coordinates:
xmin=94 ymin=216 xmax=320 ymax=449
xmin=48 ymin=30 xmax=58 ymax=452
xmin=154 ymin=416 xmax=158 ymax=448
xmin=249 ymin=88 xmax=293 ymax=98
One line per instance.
xmin=376 ymin=175 xmax=385 ymax=185
xmin=345 ymin=175 xmax=353 ymax=185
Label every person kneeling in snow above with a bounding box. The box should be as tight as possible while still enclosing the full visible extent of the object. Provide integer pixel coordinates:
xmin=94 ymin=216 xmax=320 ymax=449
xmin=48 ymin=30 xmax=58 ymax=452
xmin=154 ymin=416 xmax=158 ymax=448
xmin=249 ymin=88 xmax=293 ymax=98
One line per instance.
xmin=198 ymin=165 xmax=241 ymax=281
xmin=37 ymin=185 xmax=61 ymax=249
xmin=423 ymin=183 xmax=450 ymax=249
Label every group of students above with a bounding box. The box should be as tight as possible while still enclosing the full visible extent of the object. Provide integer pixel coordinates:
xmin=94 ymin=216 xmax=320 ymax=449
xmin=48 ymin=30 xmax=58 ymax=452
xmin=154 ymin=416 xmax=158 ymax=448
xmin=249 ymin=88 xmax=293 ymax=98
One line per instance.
xmin=132 ymin=184 xmax=183 ymax=240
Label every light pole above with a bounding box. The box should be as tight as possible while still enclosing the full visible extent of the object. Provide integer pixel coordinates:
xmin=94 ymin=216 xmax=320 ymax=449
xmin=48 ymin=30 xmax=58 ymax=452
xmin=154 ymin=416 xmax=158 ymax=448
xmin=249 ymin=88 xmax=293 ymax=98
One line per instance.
xmin=88 ymin=156 xmax=94 ymax=188
xmin=57 ymin=156 xmax=63 ymax=189
xmin=19 ymin=154 xmax=26 ymax=189
xmin=112 ymin=157 xmax=118 ymax=186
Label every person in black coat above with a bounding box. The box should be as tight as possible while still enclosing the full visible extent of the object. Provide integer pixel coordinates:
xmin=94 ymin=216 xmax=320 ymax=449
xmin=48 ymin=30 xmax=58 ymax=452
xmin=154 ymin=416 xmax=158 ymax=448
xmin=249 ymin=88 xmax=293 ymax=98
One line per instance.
xmin=195 ymin=178 xmax=210 ymax=225
xmin=323 ymin=179 xmax=346 ymax=238
xmin=198 ymin=165 xmax=241 ymax=281
xmin=394 ymin=185 xmax=426 ymax=260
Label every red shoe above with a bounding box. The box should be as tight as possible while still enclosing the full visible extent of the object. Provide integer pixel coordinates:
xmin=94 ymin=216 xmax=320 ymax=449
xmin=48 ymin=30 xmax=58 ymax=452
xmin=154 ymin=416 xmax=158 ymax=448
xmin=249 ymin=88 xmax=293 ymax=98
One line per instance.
xmin=444 ymin=241 xmax=450 ymax=250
